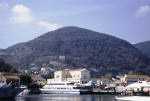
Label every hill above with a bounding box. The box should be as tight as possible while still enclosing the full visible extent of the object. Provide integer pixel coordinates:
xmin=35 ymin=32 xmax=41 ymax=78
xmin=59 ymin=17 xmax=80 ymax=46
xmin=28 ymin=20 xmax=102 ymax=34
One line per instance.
xmin=0 ymin=26 xmax=150 ymax=77
xmin=0 ymin=58 xmax=17 ymax=73
xmin=134 ymin=41 xmax=150 ymax=57
xmin=0 ymin=49 xmax=3 ymax=52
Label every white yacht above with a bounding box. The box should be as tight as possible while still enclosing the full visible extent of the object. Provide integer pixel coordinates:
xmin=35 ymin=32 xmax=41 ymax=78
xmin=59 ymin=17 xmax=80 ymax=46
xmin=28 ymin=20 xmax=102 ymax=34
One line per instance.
xmin=40 ymin=81 xmax=91 ymax=94
xmin=115 ymin=96 xmax=150 ymax=101
xmin=115 ymin=81 xmax=150 ymax=101
xmin=125 ymin=81 xmax=150 ymax=92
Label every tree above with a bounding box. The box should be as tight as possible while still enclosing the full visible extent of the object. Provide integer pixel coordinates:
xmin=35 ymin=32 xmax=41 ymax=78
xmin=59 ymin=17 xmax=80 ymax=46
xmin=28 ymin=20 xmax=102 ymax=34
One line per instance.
xmin=20 ymin=75 xmax=32 ymax=85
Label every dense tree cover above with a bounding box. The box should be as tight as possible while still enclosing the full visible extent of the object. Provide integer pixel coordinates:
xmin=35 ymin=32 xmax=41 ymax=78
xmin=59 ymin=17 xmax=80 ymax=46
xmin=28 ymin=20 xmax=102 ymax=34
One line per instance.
xmin=19 ymin=75 xmax=32 ymax=85
xmin=1 ymin=26 xmax=150 ymax=77
xmin=0 ymin=58 xmax=17 ymax=73
xmin=134 ymin=41 xmax=150 ymax=57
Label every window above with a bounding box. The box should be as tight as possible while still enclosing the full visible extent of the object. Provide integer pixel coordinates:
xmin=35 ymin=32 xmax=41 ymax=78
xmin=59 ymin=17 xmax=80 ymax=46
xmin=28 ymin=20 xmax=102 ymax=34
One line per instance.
xmin=67 ymin=83 xmax=74 ymax=85
xmin=83 ymin=75 xmax=87 ymax=78
xmin=56 ymin=75 xmax=59 ymax=78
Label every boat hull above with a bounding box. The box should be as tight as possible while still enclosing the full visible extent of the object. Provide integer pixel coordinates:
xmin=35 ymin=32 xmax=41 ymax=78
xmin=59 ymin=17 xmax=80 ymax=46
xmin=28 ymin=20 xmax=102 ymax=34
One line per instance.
xmin=40 ymin=89 xmax=89 ymax=94
xmin=115 ymin=96 xmax=150 ymax=101
xmin=0 ymin=87 xmax=25 ymax=99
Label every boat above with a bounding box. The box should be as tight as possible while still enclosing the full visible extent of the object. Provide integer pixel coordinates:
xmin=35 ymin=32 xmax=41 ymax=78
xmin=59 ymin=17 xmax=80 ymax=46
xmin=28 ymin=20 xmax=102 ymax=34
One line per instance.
xmin=17 ymin=85 xmax=29 ymax=96
xmin=115 ymin=81 xmax=150 ymax=101
xmin=125 ymin=81 xmax=150 ymax=92
xmin=0 ymin=83 xmax=25 ymax=99
xmin=40 ymin=81 xmax=91 ymax=94
xmin=115 ymin=96 xmax=150 ymax=101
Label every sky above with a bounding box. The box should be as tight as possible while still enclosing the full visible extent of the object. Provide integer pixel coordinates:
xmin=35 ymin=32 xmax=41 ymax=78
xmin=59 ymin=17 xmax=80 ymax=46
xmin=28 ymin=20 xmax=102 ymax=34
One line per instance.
xmin=0 ymin=0 xmax=150 ymax=49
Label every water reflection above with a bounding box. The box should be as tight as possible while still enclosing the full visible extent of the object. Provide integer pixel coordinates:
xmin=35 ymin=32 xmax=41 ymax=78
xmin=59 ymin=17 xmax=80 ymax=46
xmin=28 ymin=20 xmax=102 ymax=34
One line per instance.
xmin=1 ymin=94 xmax=116 ymax=101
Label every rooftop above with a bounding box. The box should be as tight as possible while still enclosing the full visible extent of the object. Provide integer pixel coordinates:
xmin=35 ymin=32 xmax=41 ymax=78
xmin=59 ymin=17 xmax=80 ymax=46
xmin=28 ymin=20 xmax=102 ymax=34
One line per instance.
xmin=69 ymin=68 xmax=86 ymax=71
xmin=125 ymin=74 xmax=149 ymax=79
xmin=0 ymin=72 xmax=21 ymax=76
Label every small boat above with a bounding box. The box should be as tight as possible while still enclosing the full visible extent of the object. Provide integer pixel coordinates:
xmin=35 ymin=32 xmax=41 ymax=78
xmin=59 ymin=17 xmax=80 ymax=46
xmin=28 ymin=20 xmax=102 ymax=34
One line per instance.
xmin=40 ymin=81 xmax=91 ymax=94
xmin=115 ymin=96 xmax=150 ymax=101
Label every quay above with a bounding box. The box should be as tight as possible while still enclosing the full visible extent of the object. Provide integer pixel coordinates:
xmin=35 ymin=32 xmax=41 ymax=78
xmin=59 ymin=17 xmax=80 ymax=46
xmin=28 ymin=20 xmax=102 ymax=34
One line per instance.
xmin=2 ymin=69 xmax=150 ymax=97
xmin=120 ymin=90 xmax=150 ymax=96
xmin=91 ymin=89 xmax=121 ymax=95
xmin=87 ymin=89 xmax=150 ymax=96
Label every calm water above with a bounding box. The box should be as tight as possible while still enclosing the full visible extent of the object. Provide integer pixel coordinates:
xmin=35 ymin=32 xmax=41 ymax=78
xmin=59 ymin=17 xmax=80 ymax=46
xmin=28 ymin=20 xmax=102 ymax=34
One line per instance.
xmin=1 ymin=94 xmax=116 ymax=101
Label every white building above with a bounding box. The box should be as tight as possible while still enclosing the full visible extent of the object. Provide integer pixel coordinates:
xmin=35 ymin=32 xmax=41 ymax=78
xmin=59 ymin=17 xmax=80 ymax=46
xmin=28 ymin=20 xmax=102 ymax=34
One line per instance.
xmin=48 ymin=68 xmax=91 ymax=84
xmin=31 ymin=75 xmax=47 ymax=86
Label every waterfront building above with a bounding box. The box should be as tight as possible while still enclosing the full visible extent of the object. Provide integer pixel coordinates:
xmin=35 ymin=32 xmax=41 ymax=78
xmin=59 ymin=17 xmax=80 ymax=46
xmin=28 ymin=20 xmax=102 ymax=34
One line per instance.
xmin=48 ymin=68 xmax=91 ymax=84
xmin=121 ymin=74 xmax=149 ymax=85
xmin=30 ymin=75 xmax=47 ymax=86
xmin=0 ymin=72 xmax=21 ymax=87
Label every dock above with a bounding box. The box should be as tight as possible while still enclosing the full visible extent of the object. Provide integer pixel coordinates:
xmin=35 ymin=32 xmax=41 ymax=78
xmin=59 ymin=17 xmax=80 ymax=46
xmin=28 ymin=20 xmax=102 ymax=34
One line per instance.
xmin=83 ymin=88 xmax=122 ymax=95
xmin=83 ymin=88 xmax=150 ymax=96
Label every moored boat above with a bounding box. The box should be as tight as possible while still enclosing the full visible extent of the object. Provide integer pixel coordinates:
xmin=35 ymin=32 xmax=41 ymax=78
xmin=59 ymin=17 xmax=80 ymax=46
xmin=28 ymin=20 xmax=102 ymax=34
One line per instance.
xmin=17 ymin=85 xmax=29 ymax=96
xmin=0 ymin=83 xmax=25 ymax=99
xmin=0 ymin=74 xmax=25 ymax=99
xmin=40 ymin=81 xmax=91 ymax=94
xmin=115 ymin=96 xmax=150 ymax=101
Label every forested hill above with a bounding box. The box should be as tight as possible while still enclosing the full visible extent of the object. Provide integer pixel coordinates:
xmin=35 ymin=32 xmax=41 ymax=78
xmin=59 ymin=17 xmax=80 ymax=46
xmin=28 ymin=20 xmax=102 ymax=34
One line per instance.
xmin=134 ymin=41 xmax=150 ymax=57
xmin=0 ymin=26 xmax=150 ymax=76
xmin=0 ymin=58 xmax=17 ymax=73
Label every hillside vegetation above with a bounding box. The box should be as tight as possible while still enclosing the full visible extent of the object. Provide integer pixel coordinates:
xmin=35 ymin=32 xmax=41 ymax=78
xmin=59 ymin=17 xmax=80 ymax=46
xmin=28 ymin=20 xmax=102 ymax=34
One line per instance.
xmin=0 ymin=58 xmax=17 ymax=73
xmin=134 ymin=41 xmax=150 ymax=57
xmin=0 ymin=26 xmax=150 ymax=76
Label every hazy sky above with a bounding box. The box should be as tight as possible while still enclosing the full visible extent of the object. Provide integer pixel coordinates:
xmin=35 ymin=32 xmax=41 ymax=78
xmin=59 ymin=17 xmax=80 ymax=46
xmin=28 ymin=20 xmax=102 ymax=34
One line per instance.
xmin=0 ymin=0 xmax=150 ymax=49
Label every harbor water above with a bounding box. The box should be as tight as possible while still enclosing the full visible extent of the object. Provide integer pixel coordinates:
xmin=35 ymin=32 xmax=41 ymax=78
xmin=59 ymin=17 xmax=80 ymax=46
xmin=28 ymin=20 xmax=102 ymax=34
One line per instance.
xmin=1 ymin=94 xmax=116 ymax=101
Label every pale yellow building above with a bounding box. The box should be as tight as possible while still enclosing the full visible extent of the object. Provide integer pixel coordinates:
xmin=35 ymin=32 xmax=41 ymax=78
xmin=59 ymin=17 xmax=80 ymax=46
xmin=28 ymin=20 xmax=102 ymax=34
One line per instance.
xmin=48 ymin=68 xmax=91 ymax=84
xmin=31 ymin=75 xmax=47 ymax=86
xmin=121 ymin=74 xmax=149 ymax=85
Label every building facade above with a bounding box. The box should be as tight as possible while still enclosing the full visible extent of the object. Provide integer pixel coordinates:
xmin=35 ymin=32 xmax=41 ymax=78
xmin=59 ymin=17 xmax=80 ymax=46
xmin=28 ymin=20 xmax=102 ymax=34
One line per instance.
xmin=48 ymin=68 xmax=91 ymax=84
xmin=31 ymin=75 xmax=47 ymax=86
xmin=0 ymin=72 xmax=20 ymax=87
